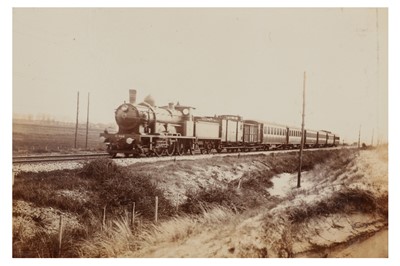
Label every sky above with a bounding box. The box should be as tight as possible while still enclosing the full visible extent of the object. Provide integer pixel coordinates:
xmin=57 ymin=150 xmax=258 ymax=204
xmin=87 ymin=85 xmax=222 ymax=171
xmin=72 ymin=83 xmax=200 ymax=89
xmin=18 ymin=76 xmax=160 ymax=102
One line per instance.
xmin=13 ymin=8 xmax=387 ymax=144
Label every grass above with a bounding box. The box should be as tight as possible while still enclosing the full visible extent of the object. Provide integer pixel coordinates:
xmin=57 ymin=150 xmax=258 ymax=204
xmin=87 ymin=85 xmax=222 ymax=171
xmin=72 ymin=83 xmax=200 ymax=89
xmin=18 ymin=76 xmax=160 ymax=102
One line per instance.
xmin=77 ymin=206 xmax=237 ymax=257
xmin=13 ymin=121 xmax=107 ymax=153
xmin=287 ymin=187 xmax=387 ymax=224
xmin=178 ymin=150 xmax=353 ymax=216
xmin=14 ymin=148 xmax=386 ymax=258
xmin=78 ymin=217 xmax=137 ymax=258
xmin=13 ymin=159 xmax=177 ymax=257
xmin=13 ymin=169 xmax=95 ymax=213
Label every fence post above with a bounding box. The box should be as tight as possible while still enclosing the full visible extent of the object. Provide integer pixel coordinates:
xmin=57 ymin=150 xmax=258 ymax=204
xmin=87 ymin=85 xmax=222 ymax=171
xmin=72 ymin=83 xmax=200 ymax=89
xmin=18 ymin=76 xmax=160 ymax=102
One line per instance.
xmin=58 ymin=214 xmax=63 ymax=257
xmin=12 ymin=170 xmax=15 ymax=187
xmin=131 ymin=202 xmax=136 ymax=229
xmin=155 ymin=196 xmax=158 ymax=223
xmin=237 ymin=178 xmax=242 ymax=190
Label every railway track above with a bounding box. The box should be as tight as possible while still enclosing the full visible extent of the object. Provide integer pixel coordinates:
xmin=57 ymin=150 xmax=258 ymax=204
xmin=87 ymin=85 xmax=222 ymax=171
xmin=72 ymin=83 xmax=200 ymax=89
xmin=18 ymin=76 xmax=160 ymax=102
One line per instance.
xmin=12 ymin=146 xmax=350 ymax=165
xmin=12 ymin=153 xmax=110 ymax=164
xmin=11 ymin=147 xmax=351 ymax=174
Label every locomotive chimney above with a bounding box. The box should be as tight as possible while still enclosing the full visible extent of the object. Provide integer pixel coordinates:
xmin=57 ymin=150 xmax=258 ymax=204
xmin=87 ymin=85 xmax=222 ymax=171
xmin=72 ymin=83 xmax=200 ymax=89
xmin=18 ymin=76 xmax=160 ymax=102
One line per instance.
xmin=168 ymin=102 xmax=175 ymax=110
xmin=129 ymin=89 xmax=137 ymax=104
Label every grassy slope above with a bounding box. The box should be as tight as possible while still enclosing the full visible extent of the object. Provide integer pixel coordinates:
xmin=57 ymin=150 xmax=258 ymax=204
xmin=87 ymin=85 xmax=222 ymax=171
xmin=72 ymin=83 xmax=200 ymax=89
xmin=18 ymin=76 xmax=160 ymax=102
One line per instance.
xmin=122 ymin=147 xmax=388 ymax=258
xmin=12 ymin=147 xmax=388 ymax=258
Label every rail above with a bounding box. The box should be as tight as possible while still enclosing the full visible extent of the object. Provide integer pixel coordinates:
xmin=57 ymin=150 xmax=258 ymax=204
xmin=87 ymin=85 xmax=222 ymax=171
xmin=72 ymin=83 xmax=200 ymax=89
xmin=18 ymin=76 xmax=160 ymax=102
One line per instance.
xmin=12 ymin=153 xmax=110 ymax=164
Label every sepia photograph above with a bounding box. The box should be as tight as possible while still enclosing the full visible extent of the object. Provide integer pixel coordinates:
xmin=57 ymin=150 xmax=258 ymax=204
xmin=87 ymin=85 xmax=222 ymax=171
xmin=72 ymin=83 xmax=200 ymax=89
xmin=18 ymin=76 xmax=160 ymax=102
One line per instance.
xmin=5 ymin=3 xmax=394 ymax=262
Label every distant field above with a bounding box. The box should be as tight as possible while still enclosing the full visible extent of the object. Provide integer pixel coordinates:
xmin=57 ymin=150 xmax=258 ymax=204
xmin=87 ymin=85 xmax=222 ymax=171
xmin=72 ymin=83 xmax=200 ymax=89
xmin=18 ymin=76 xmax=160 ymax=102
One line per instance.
xmin=13 ymin=121 xmax=110 ymax=154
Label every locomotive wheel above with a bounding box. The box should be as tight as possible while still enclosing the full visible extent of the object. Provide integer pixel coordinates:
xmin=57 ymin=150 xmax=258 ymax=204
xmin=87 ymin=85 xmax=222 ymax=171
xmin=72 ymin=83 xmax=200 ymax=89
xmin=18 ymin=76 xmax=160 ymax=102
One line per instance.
xmin=166 ymin=143 xmax=175 ymax=156
xmin=124 ymin=153 xmax=130 ymax=158
xmin=111 ymin=153 xmax=117 ymax=158
xmin=216 ymin=144 xmax=223 ymax=153
xmin=206 ymin=143 xmax=213 ymax=153
xmin=153 ymin=146 xmax=164 ymax=157
xmin=176 ymin=142 xmax=184 ymax=156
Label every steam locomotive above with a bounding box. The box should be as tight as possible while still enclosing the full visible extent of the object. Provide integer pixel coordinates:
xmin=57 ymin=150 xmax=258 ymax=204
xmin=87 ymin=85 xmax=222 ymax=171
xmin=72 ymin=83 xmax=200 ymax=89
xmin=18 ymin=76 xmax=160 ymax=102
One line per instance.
xmin=100 ymin=90 xmax=340 ymax=157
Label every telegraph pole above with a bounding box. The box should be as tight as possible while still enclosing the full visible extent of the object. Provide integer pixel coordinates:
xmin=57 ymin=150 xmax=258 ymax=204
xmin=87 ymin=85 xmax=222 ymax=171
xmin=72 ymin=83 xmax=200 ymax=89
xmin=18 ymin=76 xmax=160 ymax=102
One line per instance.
xmin=358 ymin=125 xmax=362 ymax=149
xmin=74 ymin=91 xmax=80 ymax=149
xmin=85 ymin=92 xmax=90 ymax=149
xmin=297 ymin=71 xmax=306 ymax=188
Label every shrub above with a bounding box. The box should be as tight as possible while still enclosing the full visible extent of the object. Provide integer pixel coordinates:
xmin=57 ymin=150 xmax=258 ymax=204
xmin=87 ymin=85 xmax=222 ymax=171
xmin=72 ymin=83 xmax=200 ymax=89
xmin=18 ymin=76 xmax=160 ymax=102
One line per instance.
xmin=97 ymin=172 xmax=176 ymax=220
xmin=79 ymin=159 xmax=122 ymax=180
xmin=288 ymin=188 xmax=385 ymax=223
xmin=180 ymin=187 xmax=241 ymax=214
xmin=78 ymin=159 xmax=176 ymax=220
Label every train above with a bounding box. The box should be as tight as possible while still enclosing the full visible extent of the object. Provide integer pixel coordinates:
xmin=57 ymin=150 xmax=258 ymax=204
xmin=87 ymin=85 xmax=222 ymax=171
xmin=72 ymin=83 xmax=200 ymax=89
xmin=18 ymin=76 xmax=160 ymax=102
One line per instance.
xmin=100 ymin=90 xmax=340 ymax=157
